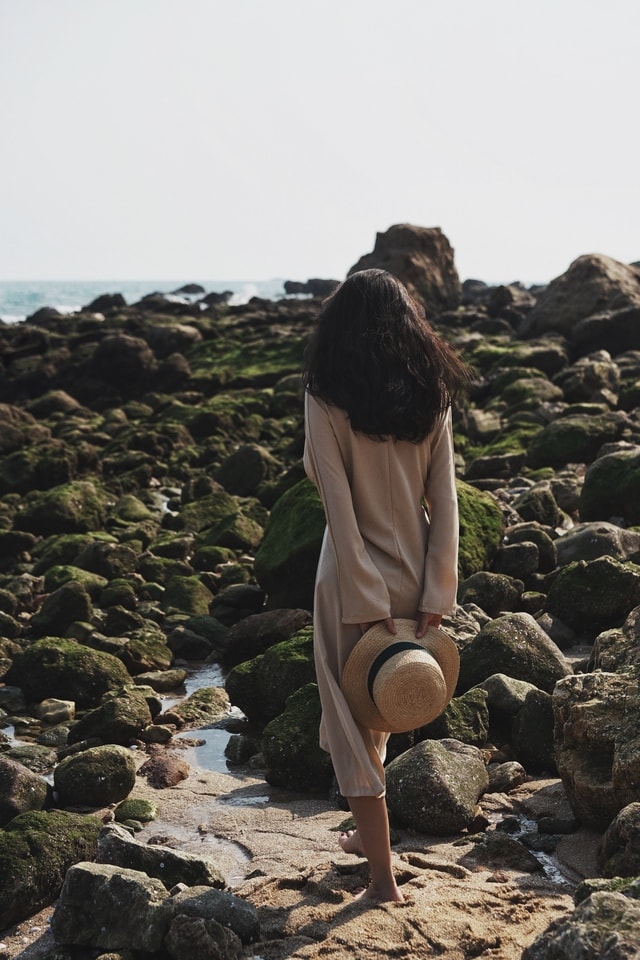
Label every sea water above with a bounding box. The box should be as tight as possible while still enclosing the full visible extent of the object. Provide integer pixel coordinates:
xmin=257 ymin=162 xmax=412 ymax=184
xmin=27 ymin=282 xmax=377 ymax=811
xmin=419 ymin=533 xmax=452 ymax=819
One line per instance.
xmin=0 ymin=278 xmax=292 ymax=323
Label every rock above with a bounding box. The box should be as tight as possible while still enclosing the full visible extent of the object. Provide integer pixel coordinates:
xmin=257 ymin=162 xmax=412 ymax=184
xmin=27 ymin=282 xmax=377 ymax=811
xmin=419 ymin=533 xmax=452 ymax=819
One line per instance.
xmin=15 ymin=480 xmax=111 ymax=536
xmin=226 ymin=627 xmax=315 ymax=726
xmin=5 ymin=637 xmax=131 ymax=709
xmin=347 ymin=223 xmax=461 ymax=317
xmin=592 ymin=605 xmax=640 ymax=677
xmin=457 ymin=613 xmax=571 ymax=693
xmin=573 ymin=304 xmax=640 ymax=357
xmin=114 ymin=798 xmax=158 ymax=823
xmin=0 ymin=810 xmax=101 ymax=931
xmin=491 ymin=541 xmax=539 ymax=580
xmin=54 ymin=743 xmax=138 ymax=807
xmin=385 ymin=738 xmax=489 ymax=835
xmin=525 ymin=253 xmax=640 ymax=336
xmin=74 ymin=539 xmax=139 ymax=579
xmin=223 ymin=607 xmax=313 ymax=668
xmin=511 ymin=688 xmax=556 ymax=773
xmin=555 ymin=521 xmax=640 ymax=566
xmin=67 ymin=686 xmax=152 ymax=746
xmin=162 ymin=575 xmax=215 ymax=616
xmin=5 ymin=743 xmax=56 ymax=775
xmin=461 ymin=832 xmax=542 ymax=873
xmin=43 ymin=563 xmax=108 ymax=598
xmin=83 ymin=292 xmax=126 ymax=312
xmin=96 ymin=823 xmax=225 ymax=889
xmin=262 ymin=683 xmax=333 ymax=793
xmin=167 ymin=623 xmax=217 ymax=659
xmin=138 ymin=752 xmax=190 ymax=788
xmin=457 ymin=480 xmax=505 ymax=579
xmin=522 ymin=890 xmax=640 ymax=960
xmin=215 ymin=443 xmax=281 ymax=496
xmin=169 ymin=885 xmax=260 ymax=945
xmin=164 ymin=913 xmax=243 ymax=960
xmin=172 ymin=283 xmax=205 ymax=295
xmin=512 ymin=481 xmax=562 ymax=526
xmin=284 ymin=278 xmax=338 ymax=296
xmin=0 ymin=755 xmax=49 ymax=825
xmin=553 ymin=350 xmax=620 ymax=403
xmin=597 ymin=802 xmax=640 ymax=878
xmin=526 ymin=411 xmax=627 ymax=469
xmin=35 ymin=697 xmax=75 ymax=724
xmin=546 ymin=556 xmax=640 ymax=634
xmin=504 ymin=521 xmax=558 ymax=572
xmin=161 ymin=687 xmax=229 ymax=728
xmin=133 ymin=667 xmax=187 ymax=692
xmin=51 ymin=861 xmax=172 ymax=953
xmin=30 ymin=579 xmax=93 ymax=636
xmin=0 ymin=684 xmax=27 ymax=712
xmin=254 ymin=478 xmax=325 ymax=611
xmin=486 ymin=761 xmax=527 ymax=793
xmin=420 ymin=687 xmax=489 ymax=747
xmin=91 ymin=334 xmax=157 ymax=391
xmin=579 ymin=445 xmax=640 ymax=525
xmin=553 ymin=672 xmax=640 ymax=829
xmin=457 ymin=571 xmax=524 ymax=618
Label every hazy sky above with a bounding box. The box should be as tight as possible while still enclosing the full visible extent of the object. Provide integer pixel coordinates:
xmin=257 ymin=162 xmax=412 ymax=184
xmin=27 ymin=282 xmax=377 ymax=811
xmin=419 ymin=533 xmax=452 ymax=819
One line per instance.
xmin=2 ymin=0 xmax=639 ymax=284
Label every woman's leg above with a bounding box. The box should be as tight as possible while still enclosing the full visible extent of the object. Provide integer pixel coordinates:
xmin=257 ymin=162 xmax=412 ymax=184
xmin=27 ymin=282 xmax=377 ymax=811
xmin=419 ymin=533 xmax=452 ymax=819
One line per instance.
xmin=345 ymin=795 xmax=403 ymax=902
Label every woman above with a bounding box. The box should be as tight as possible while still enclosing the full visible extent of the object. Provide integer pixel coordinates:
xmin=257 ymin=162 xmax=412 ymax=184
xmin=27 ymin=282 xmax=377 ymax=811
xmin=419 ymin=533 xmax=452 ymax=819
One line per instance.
xmin=302 ymin=268 xmax=469 ymax=902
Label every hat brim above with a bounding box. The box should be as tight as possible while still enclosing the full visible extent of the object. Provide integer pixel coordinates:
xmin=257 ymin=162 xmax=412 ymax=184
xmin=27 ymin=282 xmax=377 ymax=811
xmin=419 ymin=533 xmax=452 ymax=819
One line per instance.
xmin=341 ymin=618 xmax=460 ymax=733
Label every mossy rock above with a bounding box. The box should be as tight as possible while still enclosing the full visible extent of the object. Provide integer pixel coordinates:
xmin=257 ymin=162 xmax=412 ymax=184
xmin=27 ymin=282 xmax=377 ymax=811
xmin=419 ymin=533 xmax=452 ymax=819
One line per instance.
xmin=0 ymin=440 xmax=82 ymax=497
xmin=54 ymin=743 xmax=138 ymax=806
xmin=114 ymin=797 xmax=159 ymax=823
xmin=0 ymin=809 xmax=102 ymax=931
xmin=15 ymin=480 xmax=111 ymax=536
xmin=262 ymin=683 xmax=333 ymax=793
xmin=457 ymin=479 xmax=505 ymax=580
xmin=43 ymin=564 xmax=109 ymax=597
xmin=5 ymin=637 xmax=131 ymax=709
xmin=225 ymin=626 xmax=315 ymax=725
xmin=579 ymin=448 xmax=640 ymax=526
xmin=109 ymin=494 xmax=158 ymax=524
xmin=137 ymin=555 xmax=194 ymax=585
xmin=100 ymin=578 xmax=138 ymax=610
xmin=67 ymin=686 xmax=152 ymax=746
xmin=32 ymin=532 xmax=116 ymax=575
xmin=176 ymin=489 xmax=238 ymax=533
xmin=457 ymin=571 xmax=523 ymax=618
xmin=30 ymin=581 xmax=94 ymax=637
xmin=167 ymin=686 xmax=230 ymax=727
xmin=527 ymin=413 xmax=627 ymax=469
xmin=161 ymin=575 xmax=214 ymax=616
xmin=546 ymin=556 xmax=640 ymax=634
xmin=420 ymin=688 xmax=489 ymax=748
xmin=254 ymin=478 xmax=325 ymax=610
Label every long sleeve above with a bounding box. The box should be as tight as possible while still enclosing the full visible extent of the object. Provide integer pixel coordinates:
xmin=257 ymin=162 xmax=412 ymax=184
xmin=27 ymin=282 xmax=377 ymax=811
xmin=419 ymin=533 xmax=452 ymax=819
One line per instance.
xmin=419 ymin=406 xmax=459 ymax=615
xmin=303 ymin=393 xmax=391 ymax=623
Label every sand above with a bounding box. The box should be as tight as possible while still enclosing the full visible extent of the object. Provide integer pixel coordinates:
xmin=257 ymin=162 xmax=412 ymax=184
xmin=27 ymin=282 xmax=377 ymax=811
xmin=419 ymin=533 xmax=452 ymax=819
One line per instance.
xmin=0 ymin=758 xmax=601 ymax=960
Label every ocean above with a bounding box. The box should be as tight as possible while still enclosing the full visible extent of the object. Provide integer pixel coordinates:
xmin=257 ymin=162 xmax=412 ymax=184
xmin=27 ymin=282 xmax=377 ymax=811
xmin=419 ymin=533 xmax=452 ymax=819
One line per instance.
xmin=0 ymin=278 xmax=292 ymax=324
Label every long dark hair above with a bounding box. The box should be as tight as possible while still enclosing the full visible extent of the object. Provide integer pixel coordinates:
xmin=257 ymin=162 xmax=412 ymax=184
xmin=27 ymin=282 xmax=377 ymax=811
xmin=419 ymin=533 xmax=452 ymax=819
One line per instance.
xmin=303 ymin=269 xmax=470 ymax=441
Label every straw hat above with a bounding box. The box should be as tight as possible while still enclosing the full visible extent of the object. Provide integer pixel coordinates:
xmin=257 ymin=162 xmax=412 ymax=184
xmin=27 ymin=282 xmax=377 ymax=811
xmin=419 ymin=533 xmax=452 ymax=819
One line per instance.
xmin=341 ymin=619 xmax=459 ymax=733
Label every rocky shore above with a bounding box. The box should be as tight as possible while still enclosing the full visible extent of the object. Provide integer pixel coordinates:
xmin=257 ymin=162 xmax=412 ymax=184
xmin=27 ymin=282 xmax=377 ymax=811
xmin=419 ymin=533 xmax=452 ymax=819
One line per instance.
xmin=2 ymin=223 xmax=640 ymax=958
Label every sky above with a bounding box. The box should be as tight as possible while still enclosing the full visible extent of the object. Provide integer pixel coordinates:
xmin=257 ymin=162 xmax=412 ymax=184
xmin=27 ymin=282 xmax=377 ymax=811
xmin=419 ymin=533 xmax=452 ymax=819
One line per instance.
xmin=1 ymin=0 xmax=639 ymax=285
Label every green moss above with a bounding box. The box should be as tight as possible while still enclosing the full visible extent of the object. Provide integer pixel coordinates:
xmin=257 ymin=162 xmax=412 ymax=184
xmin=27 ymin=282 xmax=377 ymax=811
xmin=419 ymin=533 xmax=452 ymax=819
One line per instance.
xmin=187 ymin=335 xmax=306 ymax=386
xmin=580 ymin=448 xmax=640 ymax=526
xmin=32 ymin=532 xmax=116 ymax=574
xmin=16 ymin=480 xmax=111 ymax=536
xmin=546 ymin=557 xmax=640 ymax=633
xmin=528 ymin=415 xmax=625 ymax=469
xmin=162 ymin=575 xmax=214 ymax=616
xmin=262 ymin=683 xmax=333 ymax=793
xmin=168 ymin=686 xmax=229 ymax=726
xmin=457 ymin=479 xmax=505 ymax=580
xmin=43 ymin=564 xmax=109 ymax=597
xmin=114 ymin=797 xmax=159 ymax=823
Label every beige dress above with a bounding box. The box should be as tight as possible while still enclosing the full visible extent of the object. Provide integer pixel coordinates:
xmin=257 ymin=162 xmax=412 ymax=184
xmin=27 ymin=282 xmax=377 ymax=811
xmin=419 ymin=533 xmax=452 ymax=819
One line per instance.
xmin=303 ymin=392 xmax=459 ymax=797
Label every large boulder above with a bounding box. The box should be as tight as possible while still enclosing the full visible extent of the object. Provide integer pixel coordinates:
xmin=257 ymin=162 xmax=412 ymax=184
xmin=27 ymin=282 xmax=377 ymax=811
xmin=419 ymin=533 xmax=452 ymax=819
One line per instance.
xmin=522 ymin=890 xmax=640 ymax=960
xmin=0 ymin=755 xmax=49 ymax=825
xmin=0 ymin=810 xmax=101 ymax=931
xmin=553 ymin=672 xmax=640 ymax=829
xmin=525 ymin=253 xmax=640 ymax=336
xmin=54 ymin=744 xmax=138 ymax=807
xmin=347 ymin=223 xmax=461 ymax=317
xmin=579 ymin=446 xmax=640 ymax=525
xmin=457 ymin=612 xmax=571 ymax=693
xmin=385 ymin=738 xmax=489 ymax=835
xmin=526 ymin=411 xmax=627 ymax=469
xmin=555 ymin=522 xmax=640 ymax=566
xmin=254 ymin=478 xmax=325 ymax=611
xmin=5 ymin=637 xmax=131 ymax=709
xmin=573 ymin=304 xmax=640 ymax=356
xmin=91 ymin=333 xmax=157 ymax=391
xmin=223 ymin=607 xmax=313 ymax=668
xmin=546 ymin=556 xmax=640 ymax=635
xmin=30 ymin=579 xmax=93 ymax=636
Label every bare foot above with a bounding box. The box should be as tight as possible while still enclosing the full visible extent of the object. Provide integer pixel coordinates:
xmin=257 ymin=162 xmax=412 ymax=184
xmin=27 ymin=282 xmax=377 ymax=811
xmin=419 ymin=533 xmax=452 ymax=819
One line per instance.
xmin=338 ymin=829 xmax=364 ymax=856
xmin=354 ymin=881 xmax=404 ymax=903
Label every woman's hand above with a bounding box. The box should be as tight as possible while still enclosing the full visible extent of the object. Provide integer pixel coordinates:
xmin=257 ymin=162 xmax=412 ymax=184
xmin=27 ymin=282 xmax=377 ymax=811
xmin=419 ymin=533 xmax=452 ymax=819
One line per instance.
xmin=415 ymin=611 xmax=442 ymax=638
xmin=359 ymin=618 xmax=397 ymax=636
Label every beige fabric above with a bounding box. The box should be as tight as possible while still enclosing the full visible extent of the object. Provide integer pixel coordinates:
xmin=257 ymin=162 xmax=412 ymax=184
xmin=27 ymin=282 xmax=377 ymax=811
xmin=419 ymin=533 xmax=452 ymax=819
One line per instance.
xmin=303 ymin=392 xmax=459 ymax=797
